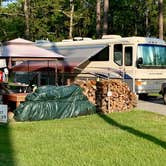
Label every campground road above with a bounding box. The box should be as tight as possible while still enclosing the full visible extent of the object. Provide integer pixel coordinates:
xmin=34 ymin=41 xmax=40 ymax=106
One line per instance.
xmin=137 ymin=96 xmax=166 ymax=116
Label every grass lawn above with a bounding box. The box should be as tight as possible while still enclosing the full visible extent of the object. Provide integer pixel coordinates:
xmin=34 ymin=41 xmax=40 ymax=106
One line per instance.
xmin=0 ymin=110 xmax=166 ymax=166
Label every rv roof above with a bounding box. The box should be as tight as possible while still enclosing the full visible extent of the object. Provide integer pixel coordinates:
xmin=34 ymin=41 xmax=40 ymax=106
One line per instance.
xmin=123 ymin=36 xmax=166 ymax=45
xmin=36 ymin=36 xmax=166 ymax=48
xmin=55 ymin=36 xmax=166 ymax=46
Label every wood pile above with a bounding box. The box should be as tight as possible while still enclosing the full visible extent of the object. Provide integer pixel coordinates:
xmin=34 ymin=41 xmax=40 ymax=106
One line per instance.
xmin=73 ymin=79 xmax=137 ymax=113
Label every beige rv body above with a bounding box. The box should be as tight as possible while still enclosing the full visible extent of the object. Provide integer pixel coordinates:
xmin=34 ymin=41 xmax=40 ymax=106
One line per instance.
xmin=39 ymin=36 xmax=166 ymax=94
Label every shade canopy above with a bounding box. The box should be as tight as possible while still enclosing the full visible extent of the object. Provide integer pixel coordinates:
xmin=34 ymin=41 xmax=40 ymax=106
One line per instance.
xmin=0 ymin=38 xmax=64 ymax=68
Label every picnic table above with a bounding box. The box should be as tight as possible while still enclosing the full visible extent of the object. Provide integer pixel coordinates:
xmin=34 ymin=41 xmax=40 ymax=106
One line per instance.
xmin=3 ymin=93 xmax=29 ymax=108
xmin=0 ymin=82 xmax=29 ymax=109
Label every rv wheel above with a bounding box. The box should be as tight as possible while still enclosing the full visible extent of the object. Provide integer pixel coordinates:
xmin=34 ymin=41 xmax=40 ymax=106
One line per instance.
xmin=139 ymin=93 xmax=148 ymax=100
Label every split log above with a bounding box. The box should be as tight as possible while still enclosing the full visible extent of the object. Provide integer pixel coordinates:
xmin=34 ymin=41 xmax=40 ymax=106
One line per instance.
xmin=73 ymin=79 xmax=137 ymax=113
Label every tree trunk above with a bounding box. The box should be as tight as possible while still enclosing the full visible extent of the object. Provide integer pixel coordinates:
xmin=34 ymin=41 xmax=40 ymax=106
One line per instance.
xmin=145 ymin=6 xmax=149 ymax=36
xmin=69 ymin=0 xmax=74 ymax=39
xmin=103 ymin=0 xmax=109 ymax=35
xmin=96 ymin=0 xmax=101 ymax=38
xmin=145 ymin=12 xmax=149 ymax=36
xmin=158 ymin=0 xmax=163 ymax=39
xmin=24 ymin=0 xmax=30 ymax=39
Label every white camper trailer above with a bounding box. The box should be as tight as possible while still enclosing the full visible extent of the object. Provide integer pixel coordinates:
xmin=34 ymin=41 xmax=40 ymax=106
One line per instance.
xmin=37 ymin=35 xmax=166 ymax=96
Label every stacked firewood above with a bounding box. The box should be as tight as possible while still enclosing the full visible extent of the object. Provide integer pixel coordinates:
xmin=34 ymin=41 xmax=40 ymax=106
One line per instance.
xmin=73 ymin=79 xmax=137 ymax=113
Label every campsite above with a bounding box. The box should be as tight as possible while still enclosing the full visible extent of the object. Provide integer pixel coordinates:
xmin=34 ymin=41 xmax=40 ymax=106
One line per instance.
xmin=0 ymin=36 xmax=166 ymax=166
xmin=0 ymin=1 xmax=166 ymax=166
xmin=0 ymin=37 xmax=139 ymax=122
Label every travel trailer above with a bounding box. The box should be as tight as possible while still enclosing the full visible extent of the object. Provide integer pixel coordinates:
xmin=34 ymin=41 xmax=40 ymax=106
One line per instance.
xmin=37 ymin=35 xmax=166 ymax=96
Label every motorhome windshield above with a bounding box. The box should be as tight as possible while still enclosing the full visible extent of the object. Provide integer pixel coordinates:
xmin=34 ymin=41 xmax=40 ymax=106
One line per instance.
xmin=137 ymin=44 xmax=166 ymax=68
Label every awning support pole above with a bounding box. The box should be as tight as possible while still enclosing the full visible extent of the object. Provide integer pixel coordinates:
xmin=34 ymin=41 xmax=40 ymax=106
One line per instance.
xmin=47 ymin=60 xmax=49 ymax=85
xmin=28 ymin=61 xmax=30 ymax=84
xmin=55 ymin=60 xmax=58 ymax=86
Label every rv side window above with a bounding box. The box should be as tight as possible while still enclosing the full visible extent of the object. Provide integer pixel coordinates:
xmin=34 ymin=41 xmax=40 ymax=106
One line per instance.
xmin=89 ymin=46 xmax=109 ymax=61
xmin=114 ymin=44 xmax=122 ymax=66
xmin=125 ymin=47 xmax=133 ymax=66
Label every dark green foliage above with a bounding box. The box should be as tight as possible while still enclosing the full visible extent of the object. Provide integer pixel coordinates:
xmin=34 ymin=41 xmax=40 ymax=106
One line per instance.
xmin=0 ymin=1 xmax=25 ymax=41
xmin=0 ymin=0 xmax=165 ymax=41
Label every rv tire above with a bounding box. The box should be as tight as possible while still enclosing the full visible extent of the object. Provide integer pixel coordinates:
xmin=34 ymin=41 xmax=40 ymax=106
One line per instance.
xmin=139 ymin=93 xmax=148 ymax=100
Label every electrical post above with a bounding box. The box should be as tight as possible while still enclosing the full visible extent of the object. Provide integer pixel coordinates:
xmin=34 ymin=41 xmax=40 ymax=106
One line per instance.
xmin=107 ymin=69 xmax=112 ymax=113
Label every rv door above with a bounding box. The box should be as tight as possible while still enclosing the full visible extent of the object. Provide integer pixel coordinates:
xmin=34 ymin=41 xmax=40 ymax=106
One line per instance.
xmin=122 ymin=45 xmax=135 ymax=92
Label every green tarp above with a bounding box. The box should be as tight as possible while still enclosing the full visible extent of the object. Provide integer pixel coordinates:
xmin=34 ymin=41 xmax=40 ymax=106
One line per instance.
xmin=14 ymin=85 xmax=96 ymax=121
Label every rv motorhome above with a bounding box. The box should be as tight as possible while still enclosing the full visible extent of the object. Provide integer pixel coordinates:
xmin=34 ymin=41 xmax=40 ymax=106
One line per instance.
xmin=36 ymin=35 xmax=166 ymax=97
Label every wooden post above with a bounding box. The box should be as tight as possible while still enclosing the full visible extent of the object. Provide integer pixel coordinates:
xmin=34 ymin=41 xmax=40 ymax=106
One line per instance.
xmin=67 ymin=79 xmax=71 ymax=85
xmin=55 ymin=60 xmax=58 ymax=86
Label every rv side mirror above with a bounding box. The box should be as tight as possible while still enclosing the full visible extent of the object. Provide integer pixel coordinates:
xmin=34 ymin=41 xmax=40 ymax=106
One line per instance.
xmin=137 ymin=57 xmax=143 ymax=68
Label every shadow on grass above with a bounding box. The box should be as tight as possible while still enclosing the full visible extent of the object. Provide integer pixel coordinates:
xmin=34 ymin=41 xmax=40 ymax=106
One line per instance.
xmin=0 ymin=124 xmax=15 ymax=166
xmin=97 ymin=113 xmax=166 ymax=150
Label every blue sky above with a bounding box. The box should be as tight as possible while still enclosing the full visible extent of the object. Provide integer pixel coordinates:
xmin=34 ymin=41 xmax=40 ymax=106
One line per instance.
xmin=2 ymin=0 xmax=17 ymax=7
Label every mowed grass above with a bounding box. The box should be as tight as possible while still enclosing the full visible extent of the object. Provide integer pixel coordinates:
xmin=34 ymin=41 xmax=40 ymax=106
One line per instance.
xmin=0 ymin=110 xmax=166 ymax=166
